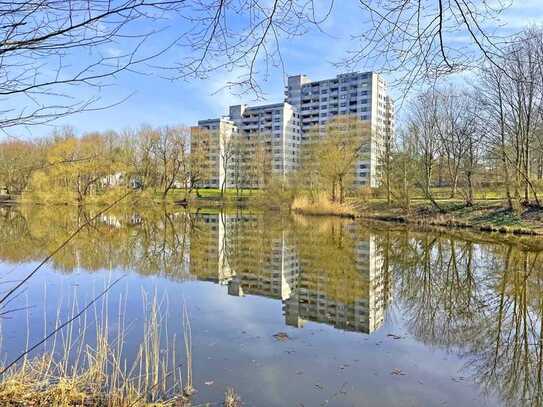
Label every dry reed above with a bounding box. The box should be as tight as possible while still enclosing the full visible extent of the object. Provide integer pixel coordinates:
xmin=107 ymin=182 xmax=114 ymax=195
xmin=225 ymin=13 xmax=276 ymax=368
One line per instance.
xmin=0 ymin=288 xmax=193 ymax=406
xmin=291 ymin=193 xmax=357 ymax=218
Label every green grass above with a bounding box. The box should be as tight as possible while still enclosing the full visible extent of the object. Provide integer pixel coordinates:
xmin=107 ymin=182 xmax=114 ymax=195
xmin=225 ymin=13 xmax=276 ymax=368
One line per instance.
xmin=156 ymin=188 xmax=262 ymax=201
xmin=471 ymin=208 xmax=524 ymax=227
xmin=359 ymin=192 xmax=543 ymax=235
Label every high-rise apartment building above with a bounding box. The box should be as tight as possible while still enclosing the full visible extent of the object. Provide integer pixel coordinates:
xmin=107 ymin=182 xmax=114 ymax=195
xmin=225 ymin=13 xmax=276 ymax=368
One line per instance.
xmin=228 ymin=103 xmax=301 ymax=183
xmin=285 ymin=72 xmax=395 ymax=187
xmin=190 ymin=102 xmax=301 ymax=188
xmin=190 ymin=118 xmax=237 ymax=189
xmin=192 ymin=71 xmax=394 ymax=188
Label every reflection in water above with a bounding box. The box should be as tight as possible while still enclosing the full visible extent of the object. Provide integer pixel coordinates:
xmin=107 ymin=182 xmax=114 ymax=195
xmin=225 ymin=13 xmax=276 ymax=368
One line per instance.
xmin=389 ymin=231 xmax=543 ymax=407
xmin=0 ymin=205 xmax=542 ymax=406
xmin=189 ymin=213 xmax=391 ymax=334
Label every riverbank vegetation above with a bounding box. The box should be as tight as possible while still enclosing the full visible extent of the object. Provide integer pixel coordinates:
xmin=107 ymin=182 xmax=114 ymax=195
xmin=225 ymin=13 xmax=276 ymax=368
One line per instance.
xmin=0 ymin=286 xmax=241 ymax=407
xmin=2 ymin=28 xmax=543 ymax=233
xmin=291 ymin=194 xmax=357 ymax=218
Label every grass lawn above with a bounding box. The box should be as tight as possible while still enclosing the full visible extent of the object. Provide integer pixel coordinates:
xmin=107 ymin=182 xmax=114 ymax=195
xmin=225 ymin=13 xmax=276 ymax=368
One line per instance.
xmin=194 ymin=188 xmax=256 ymax=200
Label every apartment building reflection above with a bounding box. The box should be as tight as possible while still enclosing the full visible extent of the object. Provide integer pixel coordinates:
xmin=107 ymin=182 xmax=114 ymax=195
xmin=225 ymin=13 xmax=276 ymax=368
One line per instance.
xmin=189 ymin=213 xmax=390 ymax=334
xmin=284 ymin=235 xmax=389 ymax=333
xmin=189 ymin=213 xmax=234 ymax=284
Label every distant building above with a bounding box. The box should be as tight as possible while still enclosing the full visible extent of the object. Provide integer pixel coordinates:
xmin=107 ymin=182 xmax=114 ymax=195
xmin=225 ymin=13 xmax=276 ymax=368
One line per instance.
xmin=190 ymin=102 xmax=300 ymax=189
xmin=191 ymin=71 xmax=394 ymax=188
xmin=285 ymin=72 xmax=395 ymax=187
xmin=190 ymin=118 xmax=237 ymax=189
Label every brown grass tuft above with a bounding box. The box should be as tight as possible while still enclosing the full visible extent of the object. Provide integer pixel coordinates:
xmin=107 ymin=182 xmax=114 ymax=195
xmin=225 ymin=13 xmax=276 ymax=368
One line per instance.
xmin=291 ymin=193 xmax=356 ymax=218
xmin=224 ymin=387 xmax=241 ymax=407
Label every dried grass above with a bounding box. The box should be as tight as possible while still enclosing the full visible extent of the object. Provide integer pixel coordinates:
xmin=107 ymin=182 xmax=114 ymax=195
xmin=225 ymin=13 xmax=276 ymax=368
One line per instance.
xmin=291 ymin=193 xmax=356 ymax=218
xmin=0 ymin=291 xmax=197 ymax=406
xmin=224 ymin=387 xmax=241 ymax=407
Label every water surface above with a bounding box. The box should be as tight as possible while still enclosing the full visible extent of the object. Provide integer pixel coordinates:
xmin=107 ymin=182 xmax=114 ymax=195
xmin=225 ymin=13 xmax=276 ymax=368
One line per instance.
xmin=0 ymin=206 xmax=541 ymax=406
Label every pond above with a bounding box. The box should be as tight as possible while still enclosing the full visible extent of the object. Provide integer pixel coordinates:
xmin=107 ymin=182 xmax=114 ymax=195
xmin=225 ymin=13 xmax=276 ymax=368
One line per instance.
xmin=0 ymin=205 xmax=541 ymax=406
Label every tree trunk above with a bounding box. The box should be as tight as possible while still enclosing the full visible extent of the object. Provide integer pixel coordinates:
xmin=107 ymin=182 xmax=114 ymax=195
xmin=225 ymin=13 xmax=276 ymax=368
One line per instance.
xmin=466 ymin=171 xmax=474 ymax=206
xmin=450 ymin=173 xmax=458 ymax=199
xmin=339 ymin=177 xmax=344 ymax=204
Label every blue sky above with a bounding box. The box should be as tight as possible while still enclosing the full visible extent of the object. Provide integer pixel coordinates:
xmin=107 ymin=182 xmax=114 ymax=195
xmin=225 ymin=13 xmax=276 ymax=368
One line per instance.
xmin=6 ymin=0 xmax=543 ymax=139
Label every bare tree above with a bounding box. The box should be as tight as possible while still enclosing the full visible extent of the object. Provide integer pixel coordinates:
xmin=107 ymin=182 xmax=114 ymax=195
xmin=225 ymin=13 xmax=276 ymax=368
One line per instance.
xmin=436 ymin=87 xmax=480 ymax=204
xmin=380 ymin=98 xmax=395 ymax=205
xmin=407 ymin=89 xmax=442 ymax=209
xmin=341 ymin=0 xmax=520 ymax=93
xmin=153 ymin=126 xmax=190 ymax=199
xmin=302 ymin=116 xmax=371 ymax=204
xmin=478 ymin=63 xmax=516 ymax=209
xmin=478 ymin=28 xmax=543 ymax=209
xmin=0 ymin=0 xmax=339 ymax=133
xmin=0 ymin=0 xmax=187 ymax=131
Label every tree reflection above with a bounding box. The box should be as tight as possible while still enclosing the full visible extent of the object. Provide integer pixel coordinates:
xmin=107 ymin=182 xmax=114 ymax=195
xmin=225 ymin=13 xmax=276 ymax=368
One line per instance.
xmin=1 ymin=206 xmax=543 ymax=405
xmin=389 ymin=231 xmax=543 ymax=406
xmin=0 ymin=205 xmax=191 ymax=280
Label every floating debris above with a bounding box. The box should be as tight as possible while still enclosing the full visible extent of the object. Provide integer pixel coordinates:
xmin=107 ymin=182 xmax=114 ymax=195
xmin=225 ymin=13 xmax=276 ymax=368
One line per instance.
xmin=273 ymin=331 xmax=290 ymax=341
xmin=391 ymin=368 xmax=407 ymax=376
xmin=387 ymin=333 xmax=404 ymax=340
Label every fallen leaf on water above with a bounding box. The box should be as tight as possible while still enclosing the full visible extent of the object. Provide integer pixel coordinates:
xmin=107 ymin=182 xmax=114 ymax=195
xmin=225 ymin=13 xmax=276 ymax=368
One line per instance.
xmin=273 ymin=332 xmax=290 ymax=341
xmin=387 ymin=334 xmax=403 ymax=340
xmin=391 ymin=368 xmax=407 ymax=376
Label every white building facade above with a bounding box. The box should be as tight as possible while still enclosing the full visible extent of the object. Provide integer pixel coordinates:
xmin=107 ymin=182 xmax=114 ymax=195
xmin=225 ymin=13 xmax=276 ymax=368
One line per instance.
xmin=191 ymin=102 xmax=301 ymax=189
xmin=192 ymin=71 xmax=394 ymax=189
xmin=285 ymin=72 xmax=395 ymax=187
xmin=190 ymin=118 xmax=237 ymax=189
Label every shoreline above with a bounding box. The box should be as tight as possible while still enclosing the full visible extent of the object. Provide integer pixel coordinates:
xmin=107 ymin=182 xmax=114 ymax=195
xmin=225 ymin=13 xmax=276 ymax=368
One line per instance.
xmin=354 ymin=201 xmax=543 ymax=237
xmin=4 ymin=194 xmax=543 ymax=238
xmin=357 ymin=212 xmax=541 ymax=236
